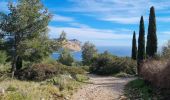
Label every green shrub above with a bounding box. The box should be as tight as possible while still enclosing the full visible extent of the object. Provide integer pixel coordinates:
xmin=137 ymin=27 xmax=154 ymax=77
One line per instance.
xmin=0 ymin=51 xmax=7 ymax=64
xmin=73 ymin=74 xmax=89 ymax=82
xmin=46 ymin=75 xmax=81 ymax=92
xmin=6 ymin=85 xmax=17 ymax=91
xmin=80 ymin=66 xmax=89 ymax=72
xmin=125 ymin=79 xmax=153 ymax=100
xmin=66 ymin=66 xmax=86 ymax=75
xmin=2 ymin=92 xmax=25 ymax=100
xmin=58 ymin=49 xmax=74 ymax=66
xmin=41 ymin=57 xmax=57 ymax=65
xmin=0 ymin=63 xmax=11 ymax=74
xmin=16 ymin=61 xmax=86 ymax=81
xmin=114 ymin=72 xmax=133 ymax=78
xmin=91 ymin=53 xmax=137 ymax=75
xmin=17 ymin=63 xmax=58 ymax=81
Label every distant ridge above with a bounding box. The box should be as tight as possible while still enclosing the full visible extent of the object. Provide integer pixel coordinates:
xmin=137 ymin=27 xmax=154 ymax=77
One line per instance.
xmin=63 ymin=39 xmax=81 ymax=51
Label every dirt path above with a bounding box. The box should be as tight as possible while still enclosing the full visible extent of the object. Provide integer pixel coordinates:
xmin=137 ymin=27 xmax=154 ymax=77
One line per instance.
xmin=71 ymin=74 xmax=134 ymax=100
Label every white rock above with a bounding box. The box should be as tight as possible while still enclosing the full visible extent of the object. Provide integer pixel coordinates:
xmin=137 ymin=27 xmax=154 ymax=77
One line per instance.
xmin=0 ymin=88 xmax=5 ymax=94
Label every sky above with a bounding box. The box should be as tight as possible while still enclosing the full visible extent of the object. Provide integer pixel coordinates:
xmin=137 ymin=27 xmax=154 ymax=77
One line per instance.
xmin=1 ymin=0 xmax=170 ymax=47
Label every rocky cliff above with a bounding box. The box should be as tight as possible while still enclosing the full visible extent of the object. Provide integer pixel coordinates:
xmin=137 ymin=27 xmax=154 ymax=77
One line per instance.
xmin=63 ymin=39 xmax=81 ymax=51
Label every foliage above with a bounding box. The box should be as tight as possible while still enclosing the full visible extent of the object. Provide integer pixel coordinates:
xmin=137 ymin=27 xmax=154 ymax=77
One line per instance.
xmin=18 ymin=35 xmax=53 ymax=63
xmin=137 ymin=16 xmax=145 ymax=74
xmin=16 ymin=56 xmax=22 ymax=70
xmin=0 ymin=50 xmax=7 ymax=64
xmin=114 ymin=72 xmax=133 ymax=78
xmin=66 ymin=66 xmax=86 ymax=75
xmin=58 ymin=49 xmax=74 ymax=66
xmin=125 ymin=79 xmax=153 ymax=100
xmin=138 ymin=16 xmax=145 ymax=61
xmin=91 ymin=52 xmax=137 ymax=75
xmin=162 ymin=40 xmax=170 ymax=58
xmin=45 ymin=75 xmax=86 ymax=96
xmin=131 ymin=31 xmax=137 ymax=60
xmin=146 ymin=6 xmax=157 ymax=57
xmin=73 ymin=74 xmax=89 ymax=82
xmin=59 ymin=31 xmax=67 ymax=42
xmin=16 ymin=59 xmax=86 ymax=81
xmin=17 ymin=63 xmax=58 ymax=81
xmin=80 ymin=66 xmax=90 ymax=72
xmin=125 ymin=78 xmax=170 ymax=100
xmin=0 ymin=0 xmax=51 ymax=73
xmin=0 ymin=63 xmax=11 ymax=75
xmin=82 ymin=42 xmax=97 ymax=66
xmin=0 ymin=79 xmax=61 ymax=100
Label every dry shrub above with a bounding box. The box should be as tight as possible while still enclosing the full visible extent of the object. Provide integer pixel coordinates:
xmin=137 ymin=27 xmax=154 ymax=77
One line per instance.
xmin=140 ymin=59 xmax=170 ymax=88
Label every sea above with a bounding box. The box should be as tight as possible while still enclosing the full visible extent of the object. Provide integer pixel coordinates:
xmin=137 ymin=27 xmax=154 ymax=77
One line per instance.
xmin=51 ymin=46 xmax=131 ymax=61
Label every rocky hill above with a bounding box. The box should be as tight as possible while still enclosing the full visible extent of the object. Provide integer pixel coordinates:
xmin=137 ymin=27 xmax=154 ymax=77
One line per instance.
xmin=63 ymin=39 xmax=81 ymax=51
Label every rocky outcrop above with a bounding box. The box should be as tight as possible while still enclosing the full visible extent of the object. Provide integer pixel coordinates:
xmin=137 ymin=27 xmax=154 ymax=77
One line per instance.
xmin=63 ymin=39 xmax=81 ymax=51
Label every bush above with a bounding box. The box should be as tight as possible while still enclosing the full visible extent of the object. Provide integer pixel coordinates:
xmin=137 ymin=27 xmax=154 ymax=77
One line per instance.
xmin=114 ymin=72 xmax=133 ymax=78
xmin=125 ymin=79 xmax=153 ymax=99
xmin=58 ymin=49 xmax=74 ymax=66
xmin=16 ymin=61 xmax=86 ymax=81
xmin=91 ymin=53 xmax=137 ymax=75
xmin=62 ymin=66 xmax=86 ymax=75
xmin=73 ymin=74 xmax=89 ymax=82
xmin=162 ymin=40 xmax=170 ymax=59
xmin=0 ymin=51 xmax=7 ymax=64
xmin=17 ymin=63 xmax=58 ymax=81
xmin=141 ymin=59 xmax=170 ymax=88
xmin=80 ymin=66 xmax=89 ymax=72
xmin=0 ymin=63 xmax=11 ymax=74
xmin=46 ymin=75 xmax=81 ymax=92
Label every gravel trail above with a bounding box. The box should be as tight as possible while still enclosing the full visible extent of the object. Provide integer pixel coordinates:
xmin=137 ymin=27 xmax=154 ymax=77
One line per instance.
xmin=71 ymin=74 xmax=134 ymax=100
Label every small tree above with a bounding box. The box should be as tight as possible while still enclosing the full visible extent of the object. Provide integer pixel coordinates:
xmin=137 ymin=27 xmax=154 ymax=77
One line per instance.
xmin=58 ymin=49 xmax=74 ymax=66
xmin=82 ymin=42 xmax=97 ymax=65
xmin=59 ymin=31 xmax=67 ymax=41
xmin=131 ymin=31 xmax=137 ymax=60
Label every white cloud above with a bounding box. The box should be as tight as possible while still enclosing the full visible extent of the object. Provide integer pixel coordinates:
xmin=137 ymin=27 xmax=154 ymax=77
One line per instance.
xmin=102 ymin=17 xmax=140 ymax=24
xmin=161 ymin=31 xmax=170 ymax=35
xmin=68 ymin=22 xmax=90 ymax=28
xmin=48 ymin=26 xmax=132 ymax=46
xmin=157 ymin=17 xmax=170 ymax=22
xmin=52 ymin=14 xmax=74 ymax=22
xmin=59 ymin=0 xmax=170 ymax=24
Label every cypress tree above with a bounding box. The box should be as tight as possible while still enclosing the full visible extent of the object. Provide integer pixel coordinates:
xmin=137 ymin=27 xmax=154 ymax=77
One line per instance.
xmin=146 ymin=6 xmax=157 ymax=57
xmin=137 ymin=16 xmax=145 ymax=74
xmin=131 ymin=31 xmax=137 ymax=60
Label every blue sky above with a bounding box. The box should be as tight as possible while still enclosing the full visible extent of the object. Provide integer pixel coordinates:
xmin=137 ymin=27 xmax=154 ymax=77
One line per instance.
xmin=1 ymin=0 xmax=170 ymax=47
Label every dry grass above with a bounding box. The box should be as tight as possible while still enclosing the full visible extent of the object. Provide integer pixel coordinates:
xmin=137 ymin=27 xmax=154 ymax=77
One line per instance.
xmin=0 ymin=79 xmax=61 ymax=100
xmin=0 ymin=74 xmax=88 ymax=100
xmin=141 ymin=59 xmax=170 ymax=88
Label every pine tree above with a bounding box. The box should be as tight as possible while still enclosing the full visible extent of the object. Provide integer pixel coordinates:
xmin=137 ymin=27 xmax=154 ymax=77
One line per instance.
xmin=0 ymin=0 xmax=51 ymax=77
xmin=131 ymin=31 xmax=137 ymax=60
xmin=146 ymin=6 xmax=157 ymax=57
xmin=82 ymin=42 xmax=97 ymax=66
xmin=137 ymin=16 xmax=145 ymax=74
